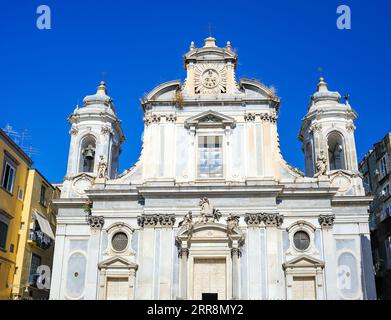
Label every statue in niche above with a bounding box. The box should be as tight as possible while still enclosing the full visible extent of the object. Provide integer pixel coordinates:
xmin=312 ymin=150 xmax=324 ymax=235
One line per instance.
xmin=314 ymin=150 xmax=327 ymax=177
xmin=97 ymin=156 xmax=108 ymax=179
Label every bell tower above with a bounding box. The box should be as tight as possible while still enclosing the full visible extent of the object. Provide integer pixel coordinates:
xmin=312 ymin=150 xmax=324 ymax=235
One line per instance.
xmin=299 ymin=77 xmax=363 ymax=195
xmin=62 ymin=81 xmax=125 ymax=198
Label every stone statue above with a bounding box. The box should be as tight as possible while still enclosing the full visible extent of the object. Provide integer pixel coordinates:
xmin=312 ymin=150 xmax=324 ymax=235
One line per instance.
xmin=314 ymin=150 xmax=327 ymax=177
xmin=178 ymin=211 xmax=193 ymax=237
xmin=198 ymin=197 xmax=221 ymax=223
xmin=97 ymin=156 xmax=107 ymax=179
xmin=226 ymin=213 xmax=240 ymax=233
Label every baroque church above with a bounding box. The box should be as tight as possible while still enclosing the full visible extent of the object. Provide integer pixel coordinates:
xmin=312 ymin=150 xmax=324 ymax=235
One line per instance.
xmin=50 ymin=37 xmax=376 ymax=300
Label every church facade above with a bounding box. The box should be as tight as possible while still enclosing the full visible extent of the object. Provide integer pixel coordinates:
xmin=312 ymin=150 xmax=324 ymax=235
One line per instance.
xmin=50 ymin=37 xmax=376 ymax=300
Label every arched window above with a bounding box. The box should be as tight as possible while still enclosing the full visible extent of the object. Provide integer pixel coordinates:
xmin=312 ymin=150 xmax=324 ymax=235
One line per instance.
xmin=79 ymin=136 xmax=96 ymax=173
xmin=327 ymin=132 xmax=345 ymax=170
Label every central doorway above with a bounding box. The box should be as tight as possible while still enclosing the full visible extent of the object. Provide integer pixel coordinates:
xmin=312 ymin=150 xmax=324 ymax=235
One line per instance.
xmin=106 ymin=278 xmax=128 ymax=300
xmin=193 ymin=258 xmax=226 ymax=300
xmin=292 ymin=276 xmax=316 ymax=300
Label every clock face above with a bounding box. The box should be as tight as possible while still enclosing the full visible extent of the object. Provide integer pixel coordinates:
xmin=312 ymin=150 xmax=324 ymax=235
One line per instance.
xmin=194 ymin=63 xmax=227 ymax=94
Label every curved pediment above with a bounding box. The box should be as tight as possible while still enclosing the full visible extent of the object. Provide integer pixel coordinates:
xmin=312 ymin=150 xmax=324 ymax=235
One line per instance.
xmin=177 ymin=222 xmax=242 ymax=240
xmin=142 ymin=80 xmax=181 ymax=102
xmin=184 ymin=110 xmax=236 ymax=129
xmin=239 ymin=78 xmax=279 ymax=100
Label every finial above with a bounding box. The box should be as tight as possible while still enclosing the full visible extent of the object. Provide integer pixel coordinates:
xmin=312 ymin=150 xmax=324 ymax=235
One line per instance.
xmin=204 ymin=36 xmax=216 ymax=48
xmin=317 ymin=76 xmax=328 ymax=92
xmin=226 ymin=41 xmax=231 ymax=50
xmin=96 ymin=80 xmax=107 ymax=95
xmin=190 ymin=41 xmax=195 ymax=51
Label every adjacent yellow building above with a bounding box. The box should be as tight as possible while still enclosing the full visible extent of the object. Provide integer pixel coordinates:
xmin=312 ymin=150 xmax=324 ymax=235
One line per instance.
xmin=0 ymin=129 xmax=32 ymax=300
xmin=0 ymin=129 xmax=59 ymax=300
xmin=12 ymin=169 xmax=59 ymax=300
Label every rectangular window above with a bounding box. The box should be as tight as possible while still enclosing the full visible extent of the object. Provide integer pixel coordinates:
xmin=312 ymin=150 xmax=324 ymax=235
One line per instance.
xmin=1 ymin=161 xmax=16 ymax=194
xmin=29 ymin=253 xmax=41 ymax=286
xmin=40 ymin=185 xmax=47 ymax=207
xmin=198 ymin=136 xmax=223 ymax=178
xmin=380 ymin=154 xmax=389 ymax=177
xmin=0 ymin=221 xmax=8 ymax=250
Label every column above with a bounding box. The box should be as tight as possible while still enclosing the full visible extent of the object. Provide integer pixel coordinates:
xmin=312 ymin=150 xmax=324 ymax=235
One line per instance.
xmin=231 ymin=246 xmax=240 ymax=300
xmin=264 ymin=213 xmax=284 ymax=299
xmin=136 ymin=214 xmax=159 ymax=299
xmin=244 ymin=213 xmax=266 ymax=299
xmin=319 ymin=214 xmax=338 ymax=300
xmin=49 ymin=224 xmax=66 ymax=299
xmin=178 ymin=245 xmax=189 ymax=299
xmin=85 ymin=215 xmax=104 ymax=300
xmin=158 ymin=215 xmax=176 ymax=299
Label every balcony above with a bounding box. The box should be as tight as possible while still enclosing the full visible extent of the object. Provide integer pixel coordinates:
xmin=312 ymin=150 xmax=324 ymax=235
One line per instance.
xmin=28 ymin=230 xmax=52 ymax=250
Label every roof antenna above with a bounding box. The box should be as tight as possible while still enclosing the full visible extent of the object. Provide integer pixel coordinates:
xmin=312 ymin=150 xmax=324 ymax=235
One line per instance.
xmin=208 ymin=23 xmax=212 ymax=37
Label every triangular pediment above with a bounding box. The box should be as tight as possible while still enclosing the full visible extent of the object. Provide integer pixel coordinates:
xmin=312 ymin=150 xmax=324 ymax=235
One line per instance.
xmin=98 ymin=256 xmax=138 ymax=270
xmin=184 ymin=110 xmax=236 ymax=129
xmin=283 ymin=254 xmax=324 ymax=269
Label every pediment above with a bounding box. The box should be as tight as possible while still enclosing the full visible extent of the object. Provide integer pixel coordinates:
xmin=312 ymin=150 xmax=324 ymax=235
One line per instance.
xmin=239 ymin=78 xmax=279 ymax=100
xmin=283 ymin=254 xmax=324 ymax=269
xmin=142 ymin=80 xmax=181 ymax=102
xmin=184 ymin=110 xmax=236 ymax=129
xmin=98 ymin=256 xmax=138 ymax=270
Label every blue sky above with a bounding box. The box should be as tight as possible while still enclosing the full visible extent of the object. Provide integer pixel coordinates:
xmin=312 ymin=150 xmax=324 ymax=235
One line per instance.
xmin=0 ymin=1 xmax=390 ymax=182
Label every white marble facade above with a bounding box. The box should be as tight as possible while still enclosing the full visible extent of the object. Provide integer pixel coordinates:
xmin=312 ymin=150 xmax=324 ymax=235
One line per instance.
xmin=50 ymin=37 xmax=376 ymax=300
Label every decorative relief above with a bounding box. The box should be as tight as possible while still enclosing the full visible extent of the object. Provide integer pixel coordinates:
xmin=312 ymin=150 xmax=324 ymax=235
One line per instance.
xmin=166 ymin=114 xmax=177 ymax=123
xmin=144 ymin=113 xmax=176 ymax=126
xmin=151 ymin=114 xmax=161 ymax=123
xmin=260 ymin=112 xmax=277 ymax=123
xmin=331 ymin=174 xmax=351 ymax=193
xmin=97 ymin=156 xmax=108 ymax=179
xmin=194 ymin=63 xmax=227 ymax=94
xmin=318 ymin=214 xmax=335 ymax=228
xmin=73 ymin=175 xmax=93 ymax=195
xmin=243 ymin=112 xmax=277 ymax=123
xmin=86 ymin=215 xmax=105 ymax=229
xmin=231 ymin=248 xmax=241 ymax=258
xmin=244 ymin=112 xmax=256 ymax=122
xmin=346 ymin=123 xmax=355 ymax=132
xmin=101 ymin=125 xmax=113 ymax=135
xmin=69 ymin=126 xmax=78 ymax=135
xmin=178 ymin=248 xmax=189 ymax=258
xmin=244 ymin=212 xmax=284 ymax=227
xmin=137 ymin=214 xmax=176 ymax=228
xmin=309 ymin=123 xmax=322 ymax=133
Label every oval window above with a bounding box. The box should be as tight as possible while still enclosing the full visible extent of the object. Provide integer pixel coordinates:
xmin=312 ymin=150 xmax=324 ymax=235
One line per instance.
xmin=293 ymin=231 xmax=310 ymax=251
xmin=111 ymin=232 xmax=128 ymax=252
